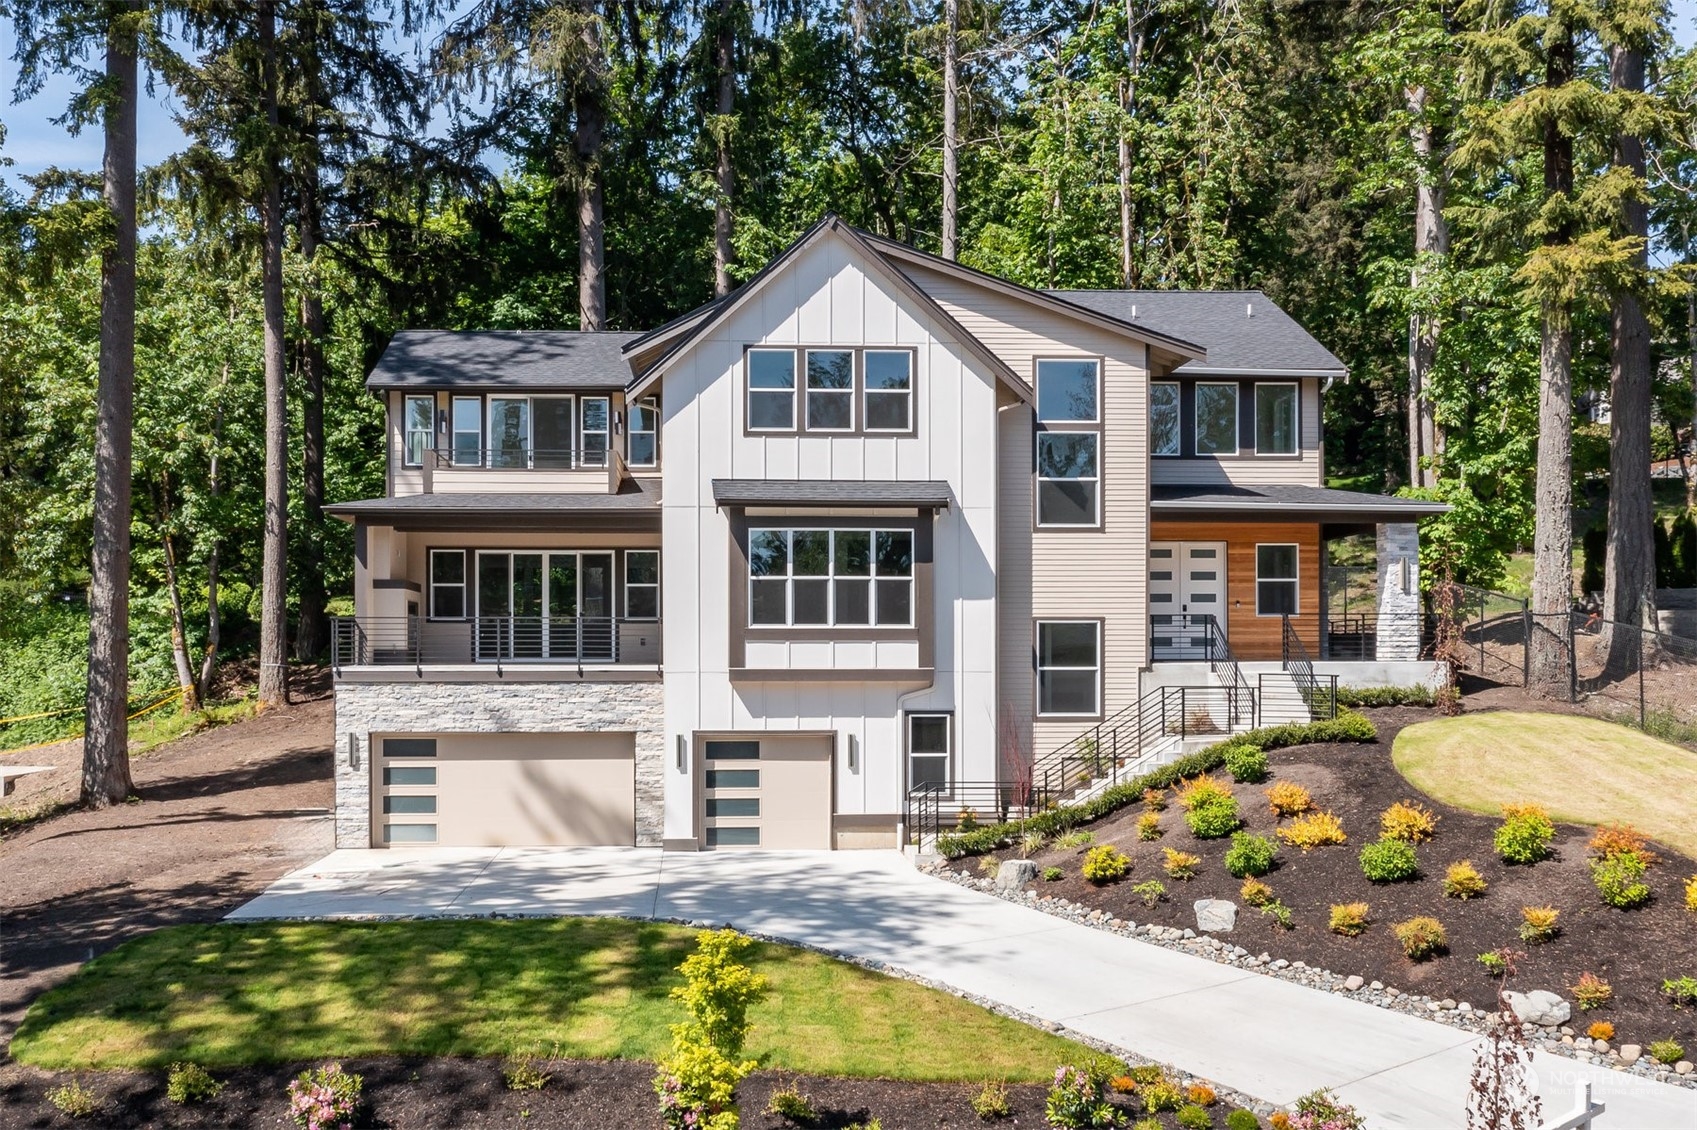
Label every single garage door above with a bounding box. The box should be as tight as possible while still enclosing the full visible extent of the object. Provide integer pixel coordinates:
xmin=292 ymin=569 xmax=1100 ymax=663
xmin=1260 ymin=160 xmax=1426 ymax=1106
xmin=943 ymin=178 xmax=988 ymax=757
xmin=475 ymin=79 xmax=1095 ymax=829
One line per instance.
xmin=701 ymin=734 xmax=832 ymax=849
xmin=373 ymin=733 xmax=636 ymax=847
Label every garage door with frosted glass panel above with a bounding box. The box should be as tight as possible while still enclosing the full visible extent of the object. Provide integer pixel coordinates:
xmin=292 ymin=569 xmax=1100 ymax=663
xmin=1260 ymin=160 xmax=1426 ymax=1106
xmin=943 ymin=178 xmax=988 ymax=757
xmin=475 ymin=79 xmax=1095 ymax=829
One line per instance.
xmin=701 ymin=735 xmax=831 ymax=849
xmin=372 ymin=733 xmax=635 ymax=848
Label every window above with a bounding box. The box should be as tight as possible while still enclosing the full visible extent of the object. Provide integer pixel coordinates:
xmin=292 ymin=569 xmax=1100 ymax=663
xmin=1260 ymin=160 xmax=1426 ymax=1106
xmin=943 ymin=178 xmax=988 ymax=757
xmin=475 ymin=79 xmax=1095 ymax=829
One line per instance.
xmin=706 ymin=827 xmax=760 ymax=846
xmin=384 ymin=824 xmax=438 ymax=844
xmin=704 ymin=740 xmax=760 ymax=759
xmin=806 ymin=350 xmax=855 ymax=430
xmin=532 ymin=396 xmax=575 ymax=469
xmin=487 ymin=396 xmax=531 ymax=468
xmin=628 ymin=397 xmax=659 ymax=466
xmin=908 ymin=713 xmax=951 ymax=791
xmin=747 ymin=528 xmax=913 ymax=627
xmin=430 ymin=551 xmax=467 ymax=619
xmin=625 ymin=551 xmax=659 ymax=620
xmin=1036 ymin=621 xmax=1101 ymax=717
xmin=1254 ymin=383 xmax=1298 ymax=455
xmin=1255 ymin=544 xmax=1299 ymax=616
xmin=451 ymin=396 xmax=482 ymax=466
xmin=748 ymin=349 xmax=797 ymax=430
xmin=864 ymin=350 xmax=912 ymax=431
xmin=1195 ymin=382 xmax=1239 ymax=455
xmin=1150 ymin=382 xmax=1180 ymax=457
xmin=706 ymin=798 xmax=760 ymax=817
xmin=384 ymin=738 xmax=437 ymax=757
xmin=580 ymin=396 xmax=610 ymax=467
xmin=384 ymin=795 xmax=437 ymax=814
xmin=706 ymin=769 xmax=759 ymax=788
xmin=1035 ymin=359 xmax=1101 ymax=527
xmin=383 ymin=766 xmax=437 ymax=786
xmin=403 ymin=396 xmax=434 ymax=467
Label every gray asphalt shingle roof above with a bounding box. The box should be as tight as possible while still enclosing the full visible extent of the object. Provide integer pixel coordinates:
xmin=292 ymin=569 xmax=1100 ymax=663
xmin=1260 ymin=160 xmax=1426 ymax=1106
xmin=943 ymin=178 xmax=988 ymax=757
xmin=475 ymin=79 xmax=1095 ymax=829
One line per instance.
xmin=366 ymin=330 xmax=643 ymax=390
xmin=712 ymin=479 xmax=953 ymax=508
xmin=326 ymin=481 xmax=660 ymax=520
xmin=1151 ymin=484 xmax=1447 ymax=518
xmin=1048 ymin=290 xmax=1347 ymax=376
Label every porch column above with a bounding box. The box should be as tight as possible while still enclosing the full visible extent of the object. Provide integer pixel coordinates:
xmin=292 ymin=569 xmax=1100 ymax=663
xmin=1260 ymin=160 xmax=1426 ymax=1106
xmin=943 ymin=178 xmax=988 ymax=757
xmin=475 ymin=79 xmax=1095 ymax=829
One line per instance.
xmin=1376 ymin=522 xmax=1421 ymax=661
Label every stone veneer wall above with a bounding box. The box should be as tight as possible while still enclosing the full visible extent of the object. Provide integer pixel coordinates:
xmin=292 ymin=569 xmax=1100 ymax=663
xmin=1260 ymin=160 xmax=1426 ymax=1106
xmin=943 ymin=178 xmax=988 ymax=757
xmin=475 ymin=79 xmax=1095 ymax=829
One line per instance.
xmin=1376 ymin=522 xmax=1422 ymax=662
xmin=333 ymin=680 xmax=666 ymax=848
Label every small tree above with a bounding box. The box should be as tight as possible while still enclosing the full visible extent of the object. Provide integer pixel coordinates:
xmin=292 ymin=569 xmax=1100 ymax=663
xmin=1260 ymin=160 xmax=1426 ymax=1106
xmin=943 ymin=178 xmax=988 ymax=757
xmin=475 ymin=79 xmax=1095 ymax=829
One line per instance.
xmin=1466 ymin=948 xmax=1542 ymax=1130
xmin=655 ymin=930 xmax=769 ymax=1130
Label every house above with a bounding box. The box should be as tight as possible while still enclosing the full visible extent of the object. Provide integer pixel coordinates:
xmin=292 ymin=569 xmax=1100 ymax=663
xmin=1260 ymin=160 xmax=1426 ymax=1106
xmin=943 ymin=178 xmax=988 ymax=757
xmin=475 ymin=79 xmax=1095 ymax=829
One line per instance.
xmin=326 ymin=216 xmax=1446 ymax=853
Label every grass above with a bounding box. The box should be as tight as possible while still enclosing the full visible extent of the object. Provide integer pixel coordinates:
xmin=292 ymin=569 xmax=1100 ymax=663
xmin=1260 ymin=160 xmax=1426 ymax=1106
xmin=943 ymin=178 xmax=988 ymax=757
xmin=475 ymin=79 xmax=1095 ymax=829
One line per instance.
xmin=1393 ymin=712 xmax=1697 ymax=859
xmin=11 ymin=918 xmax=1089 ymax=1080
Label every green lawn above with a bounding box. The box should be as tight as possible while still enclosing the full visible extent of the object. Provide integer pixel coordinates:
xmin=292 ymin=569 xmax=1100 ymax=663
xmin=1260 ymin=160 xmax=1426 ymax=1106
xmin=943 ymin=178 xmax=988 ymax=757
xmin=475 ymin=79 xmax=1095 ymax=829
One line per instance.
xmin=1393 ymin=711 xmax=1697 ymax=859
xmin=11 ymin=918 xmax=1088 ymax=1080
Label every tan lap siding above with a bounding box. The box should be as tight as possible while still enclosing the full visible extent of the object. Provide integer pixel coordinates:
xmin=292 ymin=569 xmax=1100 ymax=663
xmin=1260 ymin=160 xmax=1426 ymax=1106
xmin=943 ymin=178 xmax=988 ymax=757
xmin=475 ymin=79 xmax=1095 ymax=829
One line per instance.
xmin=1150 ymin=521 xmax=1321 ymax=660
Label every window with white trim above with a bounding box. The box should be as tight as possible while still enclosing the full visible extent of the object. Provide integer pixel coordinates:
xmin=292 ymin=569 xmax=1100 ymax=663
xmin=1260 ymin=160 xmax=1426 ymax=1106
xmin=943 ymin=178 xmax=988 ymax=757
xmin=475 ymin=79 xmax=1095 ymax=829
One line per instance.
xmin=748 ymin=349 xmax=797 ymax=430
xmin=625 ymin=551 xmax=659 ymax=620
xmin=404 ymin=395 xmax=434 ymax=467
xmin=1150 ymin=382 xmax=1180 ymax=457
xmin=806 ymin=349 xmax=855 ymax=431
xmin=747 ymin=528 xmax=913 ymax=627
xmin=451 ymin=396 xmax=482 ymax=467
xmin=628 ymin=396 xmax=659 ymax=466
xmin=487 ymin=396 xmax=531 ymax=468
xmin=864 ymin=350 xmax=912 ymax=431
xmin=429 ymin=550 xmax=467 ymax=619
xmin=1254 ymin=383 xmax=1298 ymax=454
xmin=580 ymin=396 xmax=610 ymax=467
xmin=1195 ymin=382 xmax=1239 ymax=455
xmin=908 ymin=713 xmax=951 ymax=791
xmin=1035 ymin=359 xmax=1102 ymax=527
xmin=1036 ymin=620 xmax=1101 ymax=716
xmin=1256 ymin=544 xmax=1299 ymax=616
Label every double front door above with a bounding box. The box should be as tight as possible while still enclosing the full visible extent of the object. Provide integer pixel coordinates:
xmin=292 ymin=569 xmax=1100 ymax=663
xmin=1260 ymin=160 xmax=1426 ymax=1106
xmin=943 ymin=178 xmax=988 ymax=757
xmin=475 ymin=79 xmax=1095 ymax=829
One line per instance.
xmin=476 ymin=551 xmax=614 ymax=660
xmin=1149 ymin=541 xmax=1228 ymax=660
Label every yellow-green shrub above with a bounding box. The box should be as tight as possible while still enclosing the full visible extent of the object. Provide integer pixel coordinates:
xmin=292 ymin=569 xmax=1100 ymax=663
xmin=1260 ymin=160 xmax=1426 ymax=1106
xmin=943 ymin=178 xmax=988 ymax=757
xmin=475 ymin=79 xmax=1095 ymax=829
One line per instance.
xmin=1379 ymin=801 xmax=1438 ymax=844
xmin=1519 ymin=905 xmax=1560 ymax=944
xmin=1392 ymin=916 xmax=1447 ymax=960
xmin=1082 ymin=844 xmax=1131 ymax=884
xmin=1163 ymin=848 xmax=1201 ymax=880
xmin=1329 ymin=902 xmax=1371 ymax=937
xmin=1264 ymin=782 xmax=1313 ymax=818
xmin=1239 ymin=877 xmax=1274 ymax=907
xmin=1494 ymin=804 xmax=1555 ymax=864
xmin=1443 ymin=860 xmax=1488 ymax=900
xmin=1276 ymin=811 xmax=1347 ymax=851
xmin=1136 ymin=812 xmax=1163 ymax=841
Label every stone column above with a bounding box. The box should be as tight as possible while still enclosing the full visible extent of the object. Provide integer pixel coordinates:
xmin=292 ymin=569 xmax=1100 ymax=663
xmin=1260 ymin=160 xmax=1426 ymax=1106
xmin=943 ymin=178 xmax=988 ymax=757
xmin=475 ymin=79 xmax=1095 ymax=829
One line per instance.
xmin=1376 ymin=522 xmax=1421 ymax=661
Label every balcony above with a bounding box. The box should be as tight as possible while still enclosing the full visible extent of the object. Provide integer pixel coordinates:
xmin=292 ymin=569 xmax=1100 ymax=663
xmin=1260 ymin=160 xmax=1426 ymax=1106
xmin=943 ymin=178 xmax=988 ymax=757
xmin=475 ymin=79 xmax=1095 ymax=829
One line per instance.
xmin=330 ymin=615 xmax=662 ymax=680
xmin=406 ymin=447 xmax=647 ymax=497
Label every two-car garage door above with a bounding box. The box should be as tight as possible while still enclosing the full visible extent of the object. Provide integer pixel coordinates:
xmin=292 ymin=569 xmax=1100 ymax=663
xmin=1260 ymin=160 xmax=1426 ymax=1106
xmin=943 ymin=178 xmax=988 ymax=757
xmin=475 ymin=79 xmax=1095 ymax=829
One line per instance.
xmin=373 ymin=733 xmax=635 ymax=847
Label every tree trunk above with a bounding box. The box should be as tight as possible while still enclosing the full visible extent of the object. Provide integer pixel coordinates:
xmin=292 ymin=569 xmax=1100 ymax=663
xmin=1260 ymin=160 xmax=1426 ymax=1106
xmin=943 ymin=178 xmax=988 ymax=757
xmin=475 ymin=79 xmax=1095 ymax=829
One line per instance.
xmin=83 ymin=10 xmax=138 ymax=807
xmin=158 ymin=480 xmax=200 ymax=714
xmin=941 ymin=0 xmax=958 ymax=260
xmin=1528 ymin=27 xmax=1576 ymax=698
xmin=1119 ymin=0 xmax=1143 ymax=288
xmin=197 ymin=380 xmax=225 ymax=704
xmin=575 ymin=71 xmax=607 ymax=329
xmin=1406 ymin=84 xmax=1448 ymax=490
xmin=1689 ymin=284 xmax=1697 ymax=515
xmin=257 ymin=0 xmax=291 ymax=707
xmin=1602 ymin=40 xmax=1655 ymax=676
xmin=712 ymin=5 xmax=735 ymax=297
xmin=295 ymin=168 xmax=328 ymax=661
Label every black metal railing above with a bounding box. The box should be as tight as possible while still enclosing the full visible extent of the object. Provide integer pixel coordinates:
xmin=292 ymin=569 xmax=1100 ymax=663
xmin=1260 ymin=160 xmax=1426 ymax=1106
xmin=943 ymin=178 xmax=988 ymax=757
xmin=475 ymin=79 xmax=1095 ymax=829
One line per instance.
xmin=905 ymin=782 xmax=1034 ymax=849
xmin=1150 ymin=613 xmax=1228 ymax=662
xmin=1281 ymin=614 xmax=1336 ymax=720
xmin=330 ymin=615 xmax=661 ymax=671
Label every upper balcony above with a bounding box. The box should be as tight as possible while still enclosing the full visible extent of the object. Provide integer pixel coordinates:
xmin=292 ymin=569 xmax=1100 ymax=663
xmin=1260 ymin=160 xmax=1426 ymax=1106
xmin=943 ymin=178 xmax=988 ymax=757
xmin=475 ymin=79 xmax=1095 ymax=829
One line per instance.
xmin=331 ymin=614 xmax=662 ymax=682
xmin=406 ymin=445 xmax=637 ymax=496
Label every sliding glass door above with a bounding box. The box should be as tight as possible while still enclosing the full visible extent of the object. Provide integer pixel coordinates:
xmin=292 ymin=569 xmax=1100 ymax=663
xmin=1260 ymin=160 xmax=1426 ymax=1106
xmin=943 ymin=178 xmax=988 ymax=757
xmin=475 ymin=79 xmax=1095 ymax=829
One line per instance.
xmin=478 ymin=551 xmax=615 ymax=661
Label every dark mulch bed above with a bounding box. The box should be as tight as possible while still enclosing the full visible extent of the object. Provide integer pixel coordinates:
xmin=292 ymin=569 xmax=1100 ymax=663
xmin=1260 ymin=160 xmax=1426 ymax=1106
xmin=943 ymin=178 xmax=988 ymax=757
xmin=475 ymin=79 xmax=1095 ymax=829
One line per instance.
xmin=971 ymin=706 xmax=1697 ymax=1055
xmin=0 ymin=1058 xmax=1255 ymax=1128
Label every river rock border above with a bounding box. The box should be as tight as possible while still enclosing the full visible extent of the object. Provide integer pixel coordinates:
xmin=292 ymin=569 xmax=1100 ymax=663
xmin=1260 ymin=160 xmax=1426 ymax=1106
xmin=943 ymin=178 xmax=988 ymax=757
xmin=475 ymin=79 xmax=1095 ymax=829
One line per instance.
xmin=928 ymin=862 xmax=1697 ymax=1092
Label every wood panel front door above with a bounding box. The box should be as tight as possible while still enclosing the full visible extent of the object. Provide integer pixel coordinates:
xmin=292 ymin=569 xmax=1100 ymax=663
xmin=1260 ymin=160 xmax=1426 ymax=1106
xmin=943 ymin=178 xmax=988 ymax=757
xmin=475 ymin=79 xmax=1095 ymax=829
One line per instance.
xmin=1150 ymin=541 xmax=1227 ymax=659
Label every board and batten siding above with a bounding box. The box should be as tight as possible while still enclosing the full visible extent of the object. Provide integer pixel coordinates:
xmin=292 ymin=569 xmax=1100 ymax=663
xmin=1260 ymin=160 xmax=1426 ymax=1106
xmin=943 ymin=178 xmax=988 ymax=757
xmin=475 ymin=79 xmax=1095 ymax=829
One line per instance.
xmin=904 ymin=264 xmax=1151 ymax=762
xmin=1150 ymin=378 xmax=1324 ymax=487
xmin=658 ymin=232 xmax=1003 ymax=843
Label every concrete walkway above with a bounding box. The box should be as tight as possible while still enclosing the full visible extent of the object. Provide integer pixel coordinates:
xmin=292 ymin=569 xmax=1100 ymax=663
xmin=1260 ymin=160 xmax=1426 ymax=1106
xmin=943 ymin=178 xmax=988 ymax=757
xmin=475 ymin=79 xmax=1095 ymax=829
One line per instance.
xmin=231 ymin=848 xmax=1696 ymax=1130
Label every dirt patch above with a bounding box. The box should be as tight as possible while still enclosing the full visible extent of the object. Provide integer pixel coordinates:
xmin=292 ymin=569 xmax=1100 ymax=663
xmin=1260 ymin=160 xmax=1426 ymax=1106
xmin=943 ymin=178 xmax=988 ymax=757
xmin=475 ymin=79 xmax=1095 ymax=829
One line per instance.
xmin=0 ymin=1057 xmax=1256 ymax=1129
xmin=0 ymin=671 xmax=335 ymax=1055
xmin=969 ymin=706 xmax=1697 ymax=1055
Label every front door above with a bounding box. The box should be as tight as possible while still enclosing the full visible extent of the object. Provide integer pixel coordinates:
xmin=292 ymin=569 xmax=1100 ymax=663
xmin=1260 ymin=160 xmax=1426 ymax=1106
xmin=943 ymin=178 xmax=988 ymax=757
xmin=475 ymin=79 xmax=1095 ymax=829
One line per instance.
xmin=1150 ymin=541 xmax=1228 ymax=659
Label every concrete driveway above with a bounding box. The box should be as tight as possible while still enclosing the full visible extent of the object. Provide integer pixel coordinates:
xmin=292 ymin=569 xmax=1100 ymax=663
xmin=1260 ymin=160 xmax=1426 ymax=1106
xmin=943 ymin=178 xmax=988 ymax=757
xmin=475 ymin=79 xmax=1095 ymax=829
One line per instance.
xmin=232 ymin=848 xmax=1697 ymax=1130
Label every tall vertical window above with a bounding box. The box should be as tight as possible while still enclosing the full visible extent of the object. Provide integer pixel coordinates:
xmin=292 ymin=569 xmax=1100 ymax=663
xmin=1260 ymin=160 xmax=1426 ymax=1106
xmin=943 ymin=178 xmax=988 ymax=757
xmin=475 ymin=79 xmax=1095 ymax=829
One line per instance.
xmin=451 ymin=396 xmax=482 ymax=467
xmin=908 ymin=713 xmax=951 ymax=791
xmin=1035 ymin=359 xmax=1101 ymax=527
xmin=429 ymin=550 xmax=467 ymax=619
xmin=1195 ymin=382 xmax=1239 ymax=455
xmin=532 ymin=395 xmax=575 ymax=469
xmin=1256 ymin=544 xmax=1299 ymax=615
xmin=1036 ymin=621 xmax=1101 ymax=717
xmin=806 ymin=350 xmax=854 ymax=431
xmin=628 ymin=397 xmax=659 ymax=466
xmin=1254 ymin=383 xmax=1298 ymax=454
xmin=403 ymin=396 xmax=434 ymax=467
xmin=580 ymin=397 xmax=610 ymax=467
xmin=747 ymin=529 xmax=913 ymax=627
xmin=748 ymin=349 xmax=797 ymax=430
xmin=488 ymin=397 xmax=530 ymax=467
xmin=624 ymin=551 xmax=659 ymax=619
xmin=1149 ymin=382 xmax=1180 ymax=457
xmin=864 ymin=350 xmax=912 ymax=431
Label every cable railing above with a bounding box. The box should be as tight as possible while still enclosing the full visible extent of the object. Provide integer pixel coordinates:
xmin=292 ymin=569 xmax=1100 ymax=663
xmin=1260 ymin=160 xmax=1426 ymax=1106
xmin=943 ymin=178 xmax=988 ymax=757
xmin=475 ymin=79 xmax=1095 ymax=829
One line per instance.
xmin=330 ymin=615 xmax=661 ymax=671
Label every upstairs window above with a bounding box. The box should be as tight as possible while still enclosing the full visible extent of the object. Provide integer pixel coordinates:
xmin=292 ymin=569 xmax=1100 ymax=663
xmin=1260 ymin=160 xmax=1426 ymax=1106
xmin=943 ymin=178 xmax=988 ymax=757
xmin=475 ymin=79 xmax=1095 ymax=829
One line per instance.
xmin=580 ymin=397 xmax=610 ymax=468
xmin=1195 ymin=382 xmax=1239 ymax=455
xmin=1149 ymin=382 xmax=1180 ymax=457
xmin=864 ymin=350 xmax=913 ymax=431
xmin=747 ymin=528 xmax=914 ymax=628
xmin=745 ymin=347 xmax=918 ymax=435
xmin=748 ymin=349 xmax=797 ymax=430
xmin=1035 ymin=359 xmax=1101 ymax=528
xmin=451 ymin=396 xmax=482 ymax=467
xmin=403 ymin=395 xmax=434 ymax=468
xmin=488 ymin=397 xmax=530 ymax=468
xmin=1255 ymin=383 xmax=1298 ymax=455
xmin=628 ymin=397 xmax=659 ymax=466
xmin=806 ymin=350 xmax=855 ymax=431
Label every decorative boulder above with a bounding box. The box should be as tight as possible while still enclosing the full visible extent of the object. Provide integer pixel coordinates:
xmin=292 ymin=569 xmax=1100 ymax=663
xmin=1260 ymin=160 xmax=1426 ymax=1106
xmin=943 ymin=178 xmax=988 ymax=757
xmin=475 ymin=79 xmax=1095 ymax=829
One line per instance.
xmin=995 ymin=859 xmax=1038 ymax=891
xmin=1504 ymin=990 xmax=1571 ymax=1027
xmin=1194 ymin=899 xmax=1238 ymax=933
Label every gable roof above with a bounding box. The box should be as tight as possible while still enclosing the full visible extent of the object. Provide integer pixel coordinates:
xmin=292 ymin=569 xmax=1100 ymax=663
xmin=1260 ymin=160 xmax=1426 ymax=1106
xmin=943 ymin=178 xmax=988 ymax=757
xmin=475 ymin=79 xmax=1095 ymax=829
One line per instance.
xmin=368 ymin=330 xmax=642 ymax=390
xmin=1049 ymin=290 xmax=1347 ymax=377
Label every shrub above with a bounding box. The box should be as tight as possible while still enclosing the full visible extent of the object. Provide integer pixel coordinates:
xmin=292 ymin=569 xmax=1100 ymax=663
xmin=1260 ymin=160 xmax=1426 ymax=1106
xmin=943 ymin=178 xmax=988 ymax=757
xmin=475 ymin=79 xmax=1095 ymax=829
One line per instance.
xmin=1686 ymin=875 xmax=1697 ymax=913
xmin=1277 ymin=812 xmax=1347 ymax=851
xmin=1379 ymin=801 xmax=1438 ymax=844
xmin=1648 ymin=1039 xmax=1686 ymax=1066
xmin=1019 ymin=829 xmax=1048 ymax=858
xmin=1260 ymin=900 xmax=1295 ymax=930
xmin=1224 ymin=743 xmax=1269 ymax=783
xmin=956 ymin=808 xmax=980 ymax=832
xmin=166 ymin=1062 xmax=222 ymax=1104
xmin=1570 ymin=973 xmax=1613 ymax=1011
xmin=1164 ymin=848 xmax=1202 ymax=880
xmin=1187 ymin=1084 xmax=1218 ymax=1106
xmin=1134 ymin=1120 xmax=1163 ymax=1130
xmin=971 ymin=1080 xmax=1011 ymax=1121
xmin=1045 ymin=1063 xmax=1117 ymax=1129
xmin=1518 ymin=905 xmax=1560 ymax=944
xmin=1265 ymin=782 xmax=1313 ymax=818
xmin=655 ymin=930 xmax=769 ymax=1130
xmin=288 ymin=1064 xmax=363 ymax=1130
xmin=1591 ymin=852 xmax=1652 ymax=909
xmin=1334 ymin=685 xmax=1434 ymax=707
xmin=1224 ymin=832 xmax=1277 ymax=878
xmin=1187 ymin=795 xmax=1242 ymax=839
xmin=1494 ymin=804 xmax=1555 ymax=864
xmin=1142 ymin=787 xmax=1167 ymax=812
xmin=766 ymin=1081 xmax=816 ymax=1124
xmin=1082 ymin=844 xmax=1132 ymax=884
xmin=1358 ymin=838 xmax=1419 ymax=883
xmin=1177 ymin=1104 xmax=1214 ymax=1129
xmin=977 ymin=857 xmax=1000 ymax=877
xmin=1270 ymin=1116 xmax=1293 ymax=1130
xmin=1328 ymin=902 xmax=1371 ymax=937
xmin=1663 ymin=976 xmax=1697 ymax=1006
xmin=1588 ymin=823 xmax=1657 ymax=865
xmin=1443 ymin=860 xmax=1488 ymax=900
xmin=1477 ymin=951 xmax=1507 ymax=976
xmin=1108 ymin=1074 xmax=1138 ymax=1094
xmin=1132 ymin=880 xmax=1167 ymax=907
xmin=1177 ymin=774 xmax=1234 ymax=811
xmin=1043 ymin=866 xmax=1065 ymax=882
xmin=1226 ymin=1111 xmax=1261 ymax=1130
xmin=1291 ymin=1089 xmax=1366 ymax=1130
xmin=1142 ymin=1078 xmax=1184 ymax=1112
xmin=1124 ymin=1066 xmax=1166 ymax=1086
xmin=1055 ymin=830 xmax=1095 ymax=851
xmin=46 ymin=1082 xmax=100 ymax=1119
xmin=1586 ymin=1021 xmax=1615 ymax=1042
xmin=503 ymin=1053 xmax=552 ymax=1092
xmin=1239 ymin=876 xmax=1274 ymax=907
xmin=1392 ymin=917 xmax=1447 ymax=960
xmin=1137 ymin=811 xmax=1164 ymax=841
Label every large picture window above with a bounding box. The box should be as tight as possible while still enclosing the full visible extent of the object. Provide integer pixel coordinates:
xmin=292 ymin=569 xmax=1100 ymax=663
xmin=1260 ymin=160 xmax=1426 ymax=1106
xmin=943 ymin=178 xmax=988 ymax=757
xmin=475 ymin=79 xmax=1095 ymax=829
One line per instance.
xmin=1254 ymin=383 xmax=1298 ymax=455
xmin=1036 ymin=621 xmax=1101 ymax=717
xmin=1150 ymin=382 xmax=1180 ymax=457
xmin=748 ymin=528 xmax=913 ymax=627
xmin=403 ymin=395 xmax=434 ymax=467
xmin=1035 ymin=358 xmax=1101 ymax=527
xmin=908 ymin=713 xmax=951 ymax=791
xmin=748 ymin=349 xmax=797 ymax=430
xmin=1256 ymin=545 xmax=1299 ymax=616
xmin=806 ymin=350 xmax=855 ymax=431
xmin=1195 ymin=382 xmax=1239 ymax=455
xmin=429 ymin=550 xmax=467 ymax=619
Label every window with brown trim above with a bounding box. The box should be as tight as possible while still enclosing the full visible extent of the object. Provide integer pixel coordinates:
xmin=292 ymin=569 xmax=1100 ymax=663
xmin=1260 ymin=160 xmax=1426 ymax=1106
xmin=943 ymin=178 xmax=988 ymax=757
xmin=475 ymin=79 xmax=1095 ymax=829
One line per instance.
xmin=748 ymin=528 xmax=913 ymax=627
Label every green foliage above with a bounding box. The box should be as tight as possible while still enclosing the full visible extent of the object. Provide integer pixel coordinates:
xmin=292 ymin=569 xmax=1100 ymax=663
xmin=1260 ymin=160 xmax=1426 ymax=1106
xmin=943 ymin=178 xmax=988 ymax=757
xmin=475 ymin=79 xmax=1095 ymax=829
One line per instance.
xmin=1177 ymin=1104 xmax=1213 ymax=1129
xmin=1477 ymin=951 xmax=1508 ymax=976
xmin=1333 ymin=686 xmax=1434 ymax=708
xmin=765 ymin=1081 xmax=816 ymax=1124
xmin=502 ymin=1051 xmax=552 ymax=1092
xmin=1081 ymin=844 xmax=1131 ymax=884
xmin=1185 ymin=794 xmax=1242 ymax=839
xmin=1662 ymin=976 xmax=1697 ymax=1006
xmin=655 ymin=931 xmax=769 ymax=1130
xmin=287 ymin=1064 xmax=363 ymax=1130
xmin=1044 ymin=1062 xmax=1118 ymax=1128
xmin=972 ymin=1079 xmax=1011 ymax=1121
xmin=165 ymin=1062 xmax=222 ymax=1104
xmin=1358 ymin=839 xmax=1419 ymax=883
xmin=1131 ymin=880 xmax=1167 ymax=907
xmin=1224 ymin=833 xmax=1277 ymax=879
xmin=1494 ymin=805 xmax=1556 ymax=865
xmin=1222 ymin=743 xmax=1269 ymax=784
xmin=1648 ymin=1040 xmax=1686 ymax=1066
xmin=1043 ymin=866 xmax=1065 ymax=882
xmin=45 ymin=1081 xmax=100 ymax=1119
xmin=1591 ymin=852 xmax=1652 ymax=909
xmin=1225 ymin=1110 xmax=1261 ymax=1130
xmin=1141 ymin=1078 xmax=1183 ymax=1112
xmin=1259 ymin=900 xmax=1294 ymax=930
xmin=1291 ymin=1090 xmax=1365 ymax=1130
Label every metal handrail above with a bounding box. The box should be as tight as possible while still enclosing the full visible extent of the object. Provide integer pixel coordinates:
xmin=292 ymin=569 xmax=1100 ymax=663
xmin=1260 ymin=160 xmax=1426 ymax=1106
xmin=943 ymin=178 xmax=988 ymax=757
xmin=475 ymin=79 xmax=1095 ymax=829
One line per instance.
xmin=330 ymin=614 xmax=660 ymax=670
xmin=1281 ymin=614 xmax=1327 ymax=719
